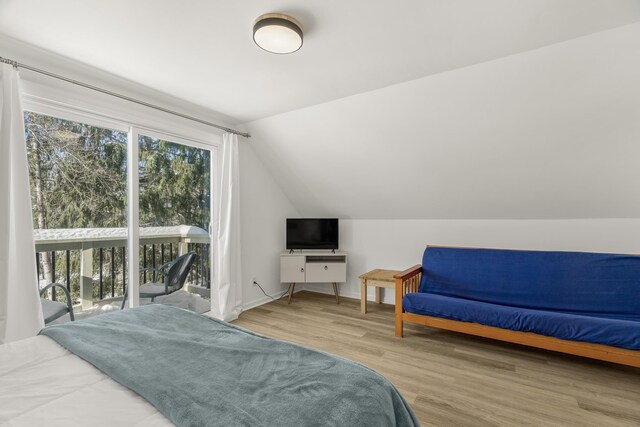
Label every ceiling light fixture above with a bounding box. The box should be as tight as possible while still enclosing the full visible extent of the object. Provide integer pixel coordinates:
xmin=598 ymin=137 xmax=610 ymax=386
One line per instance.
xmin=253 ymin=13 xmax=303 ymax=54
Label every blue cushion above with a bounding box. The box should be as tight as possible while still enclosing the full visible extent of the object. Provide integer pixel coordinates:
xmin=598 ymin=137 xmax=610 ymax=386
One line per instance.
xmin=403 ymin=293 xmax=640 ymax=350
xmin=420 ymin=247 xmax=640 ymax=321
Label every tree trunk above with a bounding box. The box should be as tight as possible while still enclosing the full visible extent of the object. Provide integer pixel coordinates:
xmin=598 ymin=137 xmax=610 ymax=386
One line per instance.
xmin=32 ymin=139 xmax=53 ymax=285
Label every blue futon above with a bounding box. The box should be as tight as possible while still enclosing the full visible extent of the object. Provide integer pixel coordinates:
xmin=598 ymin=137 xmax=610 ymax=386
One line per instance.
xmin=395 ymin=246 xmax=640 ymax=367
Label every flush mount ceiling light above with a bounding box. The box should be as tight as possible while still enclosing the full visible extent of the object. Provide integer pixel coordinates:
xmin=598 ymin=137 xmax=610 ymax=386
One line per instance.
xmin=253 ymin=13 xmax=303 ymax=54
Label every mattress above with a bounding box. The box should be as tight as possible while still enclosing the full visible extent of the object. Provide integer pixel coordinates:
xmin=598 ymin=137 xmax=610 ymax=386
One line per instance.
xmin=2 ymin=305 xmax=419 ymax=427
xmin=0 ymin=335 xmax=172 ymax=426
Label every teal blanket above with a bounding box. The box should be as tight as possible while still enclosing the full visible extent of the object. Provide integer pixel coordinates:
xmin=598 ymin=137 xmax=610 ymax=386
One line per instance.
xmin=40 ymin=305 xmax=419 ymax=427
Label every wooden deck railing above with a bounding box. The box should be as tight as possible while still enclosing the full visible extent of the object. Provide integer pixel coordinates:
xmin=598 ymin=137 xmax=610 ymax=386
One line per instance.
xmin=34 ymin=225 xmax=211 ymax=310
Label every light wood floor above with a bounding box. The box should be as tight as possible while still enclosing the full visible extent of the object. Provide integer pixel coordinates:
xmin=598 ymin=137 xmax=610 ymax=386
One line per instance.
xmin=234 ymin=291 xmax=640 ymax=427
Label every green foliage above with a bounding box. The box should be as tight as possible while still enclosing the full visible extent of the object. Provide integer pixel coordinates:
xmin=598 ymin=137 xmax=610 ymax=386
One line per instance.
xmin=24 ymin=112 xmax=211 ymax=230
xmin=24 ymin=111 xmax=128 ymax=229
xmin=139 ymin=135 xmax=210 ymax=229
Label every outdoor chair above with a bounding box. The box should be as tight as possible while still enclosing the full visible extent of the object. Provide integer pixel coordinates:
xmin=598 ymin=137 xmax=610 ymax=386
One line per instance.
xmin=40 ymin=283 xmax=75 ymax=324
xmin=121 ymin=251 xmax=198 ymax=309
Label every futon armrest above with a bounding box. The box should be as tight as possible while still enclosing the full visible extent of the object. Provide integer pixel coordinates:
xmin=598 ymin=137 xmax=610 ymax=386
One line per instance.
xmin=395 ymin=265 xmax=422 ymax=306
xmin=395 ymin=265 xmax=422 ymax=334
xmin=394 ymin=264 xmax=422 ymax=281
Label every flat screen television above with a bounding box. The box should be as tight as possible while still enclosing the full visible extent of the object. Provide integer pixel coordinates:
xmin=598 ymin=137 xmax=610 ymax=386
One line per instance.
xmin=286 ymin=218 xmax=339 ymax=250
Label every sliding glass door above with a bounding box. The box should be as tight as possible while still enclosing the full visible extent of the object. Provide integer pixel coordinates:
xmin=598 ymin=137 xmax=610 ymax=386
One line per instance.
xmin=24 ymin=110 xmax=217 ymax=321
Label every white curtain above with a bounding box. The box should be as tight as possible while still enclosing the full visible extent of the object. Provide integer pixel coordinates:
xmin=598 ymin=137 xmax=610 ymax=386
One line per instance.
xmin=212 ymin=133 xmax=242 ymax=321
xmin=0 ymin=63 xmax=44 ymax=343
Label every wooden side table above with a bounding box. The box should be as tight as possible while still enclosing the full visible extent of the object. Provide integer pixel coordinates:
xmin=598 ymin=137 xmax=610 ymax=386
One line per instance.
xmin=358 ymin=269 xmax=401 ymax=314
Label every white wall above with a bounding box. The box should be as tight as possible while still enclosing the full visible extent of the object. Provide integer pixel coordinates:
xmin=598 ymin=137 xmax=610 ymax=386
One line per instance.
xmin=304 ymin=219 xmax=640 ymax=303
xmin=239 ymin=143 xmax=300 ymax=309
xmin=244 ymin=23 xmax=640 ymax=220
xmin=243 ymin=24 xmax=640 ymax=308
xmin=242 ymin=24 xmax=640 ymax=308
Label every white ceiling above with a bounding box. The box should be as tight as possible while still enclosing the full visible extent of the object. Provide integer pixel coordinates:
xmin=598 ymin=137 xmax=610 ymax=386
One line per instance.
xmin=1 ymin=0 xmax=639 ymax=123
xmin=246 ymin=23 xmax=640 ymax=219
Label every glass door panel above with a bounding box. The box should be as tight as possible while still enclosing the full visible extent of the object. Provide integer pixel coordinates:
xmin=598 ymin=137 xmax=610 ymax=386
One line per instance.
xmin=24 ymin=111 xmax=128 ymax=318
xmin=136 ymin=133 xmax=212 ymax=312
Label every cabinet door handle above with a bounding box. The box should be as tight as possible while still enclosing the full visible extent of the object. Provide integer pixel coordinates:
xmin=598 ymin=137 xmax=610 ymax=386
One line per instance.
xmin=300 ymin=268 xmax=304 ymax=272
xmin=324 ymin=265 xmax=328 ymax=270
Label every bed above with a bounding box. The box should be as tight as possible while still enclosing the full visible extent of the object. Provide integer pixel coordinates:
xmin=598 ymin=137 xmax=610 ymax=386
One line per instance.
xmin=0 ymin=305 xmax=418 ymax=426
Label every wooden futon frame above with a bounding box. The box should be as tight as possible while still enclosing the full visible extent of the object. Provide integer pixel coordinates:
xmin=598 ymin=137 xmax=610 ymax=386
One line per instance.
xmin=394 ymin=264 xmax=640 ymax=368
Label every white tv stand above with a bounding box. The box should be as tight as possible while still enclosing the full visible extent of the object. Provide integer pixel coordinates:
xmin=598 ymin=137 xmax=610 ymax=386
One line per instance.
xmin=280 ymin=250 xmax=348 ymax=304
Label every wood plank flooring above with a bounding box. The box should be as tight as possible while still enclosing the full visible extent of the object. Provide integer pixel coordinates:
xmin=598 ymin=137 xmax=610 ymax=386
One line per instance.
xmin=234 ymin=291 xmax=640 ymax=426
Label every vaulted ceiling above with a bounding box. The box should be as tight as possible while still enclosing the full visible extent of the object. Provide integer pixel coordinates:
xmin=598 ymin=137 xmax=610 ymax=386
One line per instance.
xmin=245 ymin=23 xmax=640 ymax=219
xmin=2 ymin=1 xmax=640 ymax=220
xmin=1 ymin=0 xmax=639 ymax=123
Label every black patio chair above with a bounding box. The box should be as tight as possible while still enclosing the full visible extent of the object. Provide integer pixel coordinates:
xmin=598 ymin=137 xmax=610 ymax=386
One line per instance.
xmin=121 ymin=251 xmax=198 ymax=309
xmin=40 ymin=283 xmax=75 ymax=324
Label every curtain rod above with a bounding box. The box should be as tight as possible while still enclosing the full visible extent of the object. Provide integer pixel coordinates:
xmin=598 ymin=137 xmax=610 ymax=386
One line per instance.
xmin=0 ymin=56 xmax=250 ymax=138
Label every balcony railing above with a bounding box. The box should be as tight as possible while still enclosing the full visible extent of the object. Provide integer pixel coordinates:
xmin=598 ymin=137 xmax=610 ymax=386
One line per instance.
xmin=35 ymin=225 xmax=211 ymax=310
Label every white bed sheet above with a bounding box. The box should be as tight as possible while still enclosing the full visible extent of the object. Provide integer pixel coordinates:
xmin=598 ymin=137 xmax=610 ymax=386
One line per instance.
xmin=0 ymin=335 xmax=173 ymax=426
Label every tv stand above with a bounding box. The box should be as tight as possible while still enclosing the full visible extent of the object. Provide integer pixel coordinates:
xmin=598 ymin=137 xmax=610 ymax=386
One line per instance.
xmin=280 ymin=250 xmax=348 ymax=304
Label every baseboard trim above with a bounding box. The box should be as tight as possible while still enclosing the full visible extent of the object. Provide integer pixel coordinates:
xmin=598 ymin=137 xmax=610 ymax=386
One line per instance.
xmin=303 ymin=284 xmax=396 ymax=305
xmin=242 ymin=287 xmax=304 ymax=311
xmin=243 ymin=284 xmax=395 ymax=311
